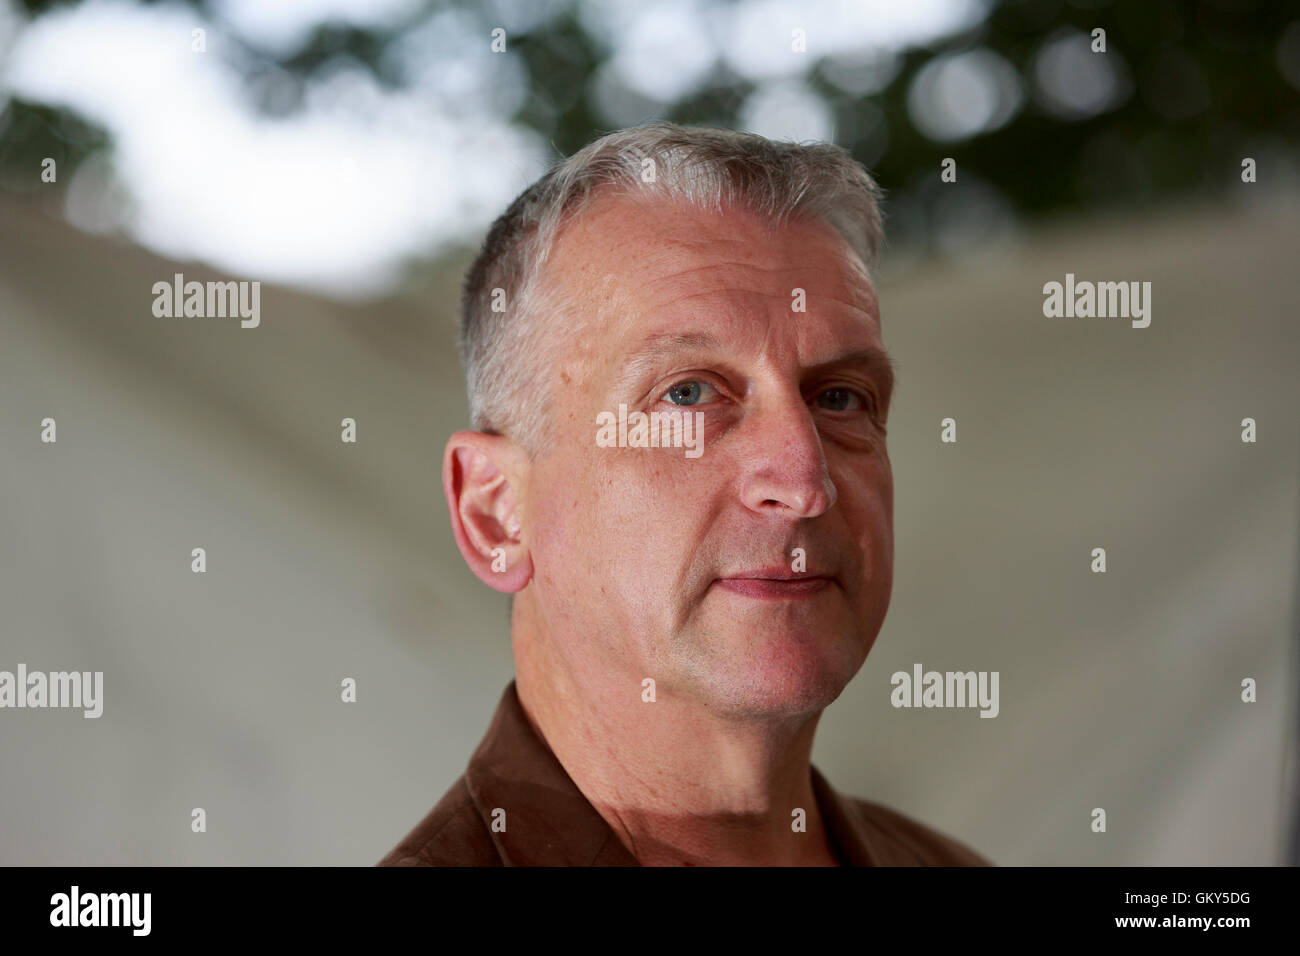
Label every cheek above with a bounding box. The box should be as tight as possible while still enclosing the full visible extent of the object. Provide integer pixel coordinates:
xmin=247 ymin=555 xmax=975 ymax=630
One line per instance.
xmin=530 ymin=441 xmax=684 ymax=593
xmin=834 ymin=455 xmax=894 ymax=570
xmin=599 ymin=452 xmax=697 ymax=565
xmin=594 ymin=450 xmax=713 ymax=620
xmin=836 ymin=444 xmax=891 ymax=506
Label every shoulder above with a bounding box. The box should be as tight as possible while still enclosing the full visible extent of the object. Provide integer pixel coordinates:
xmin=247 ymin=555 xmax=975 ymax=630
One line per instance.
xmin=376 ymin=775 xmax=501 ymax=867
xmin=851 ymin=797 xmax=992 ymax=866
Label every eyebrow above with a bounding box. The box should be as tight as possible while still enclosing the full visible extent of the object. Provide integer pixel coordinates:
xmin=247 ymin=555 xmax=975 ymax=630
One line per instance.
xmin=613 ymin=330 xmax=898 ymax=399
xmin=817 ymin=347 xmax=898 ymax=401
xmin=614 ymin=331 xmax=725 ymax=391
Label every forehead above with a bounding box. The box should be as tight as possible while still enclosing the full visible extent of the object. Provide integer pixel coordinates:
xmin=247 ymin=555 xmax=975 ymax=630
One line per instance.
xmin=544 ymin=190 xmax=880 ymax=335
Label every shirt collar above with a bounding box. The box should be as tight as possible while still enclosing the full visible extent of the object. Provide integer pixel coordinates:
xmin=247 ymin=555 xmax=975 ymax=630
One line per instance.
xmin=464 ymin=680 xmax=880 ymax=866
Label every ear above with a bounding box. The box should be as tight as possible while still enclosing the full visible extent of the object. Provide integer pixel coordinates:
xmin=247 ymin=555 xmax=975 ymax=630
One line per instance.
xmin=442 ymin=430 xmax=533 ymax=593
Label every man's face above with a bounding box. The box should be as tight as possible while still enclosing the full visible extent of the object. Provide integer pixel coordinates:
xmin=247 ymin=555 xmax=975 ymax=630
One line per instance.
xmin=520 ymin=191 xmax=894 ymax=720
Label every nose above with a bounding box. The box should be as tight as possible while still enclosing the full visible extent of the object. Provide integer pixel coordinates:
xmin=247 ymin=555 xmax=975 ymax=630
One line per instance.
xmin=736 ymin=392 xmax=837 ymax=518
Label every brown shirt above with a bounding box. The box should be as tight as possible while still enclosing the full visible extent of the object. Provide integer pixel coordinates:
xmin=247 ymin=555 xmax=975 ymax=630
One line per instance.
xmin=378 ymin=680 xmax=991 ymax=866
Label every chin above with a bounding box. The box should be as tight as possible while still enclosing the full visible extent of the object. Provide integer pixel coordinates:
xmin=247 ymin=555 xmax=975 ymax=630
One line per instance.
xmin=688 ymin=626 xmax=868 ymax=720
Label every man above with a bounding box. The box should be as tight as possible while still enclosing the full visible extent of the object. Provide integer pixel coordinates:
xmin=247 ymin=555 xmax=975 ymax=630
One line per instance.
xmin=380 ymin=123 xmax=989 ymax=866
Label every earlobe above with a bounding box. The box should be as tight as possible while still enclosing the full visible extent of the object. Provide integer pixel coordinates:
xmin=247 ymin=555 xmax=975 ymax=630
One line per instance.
xmin=442 ymin=431 xmax=534 ymax=594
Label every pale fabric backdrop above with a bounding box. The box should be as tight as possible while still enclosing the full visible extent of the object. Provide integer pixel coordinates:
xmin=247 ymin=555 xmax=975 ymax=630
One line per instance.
xmin=1 ymin=189 xmax=1296 ymax=865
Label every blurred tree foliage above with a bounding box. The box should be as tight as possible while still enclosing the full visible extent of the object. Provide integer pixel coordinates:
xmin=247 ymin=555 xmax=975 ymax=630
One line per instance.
xmin=3 ymin=0 xmax=1297 ymax=251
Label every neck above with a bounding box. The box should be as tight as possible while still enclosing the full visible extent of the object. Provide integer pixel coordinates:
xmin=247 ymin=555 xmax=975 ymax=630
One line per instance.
xmin=511 ymin=603 xmax=840 ymax=866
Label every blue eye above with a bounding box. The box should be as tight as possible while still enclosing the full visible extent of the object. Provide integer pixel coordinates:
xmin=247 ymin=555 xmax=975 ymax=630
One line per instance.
xmin=815 ymin=388 xmax=866 ymax=412
xmin=662 ymin=381 xmax=713 ymax=406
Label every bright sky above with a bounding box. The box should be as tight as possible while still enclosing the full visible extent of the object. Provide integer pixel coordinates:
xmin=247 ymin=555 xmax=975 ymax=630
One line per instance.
xmin=2 ymin=0 xmax=988 ymax=298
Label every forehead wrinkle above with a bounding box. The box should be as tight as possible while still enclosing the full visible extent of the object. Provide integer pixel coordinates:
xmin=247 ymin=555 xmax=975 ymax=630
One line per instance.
xmin=549 ymin=200 xmax=883 ymax=388
xmin=603 ymin=275 xmax=883 ymax=389
xmin=629 ymin=258 xmax=879 ymax=320
xmin=633 ymin=255 xmax=873 ymax=289
xmin=556 ymin=199 xmax=877 ymax=312
xmin=647 ymin=286 xmax=880 ymax=323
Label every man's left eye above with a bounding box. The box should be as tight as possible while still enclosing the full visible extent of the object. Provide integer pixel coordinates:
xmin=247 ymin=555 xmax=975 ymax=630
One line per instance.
xmin=815 ymin=388 xmax=868 ymax=412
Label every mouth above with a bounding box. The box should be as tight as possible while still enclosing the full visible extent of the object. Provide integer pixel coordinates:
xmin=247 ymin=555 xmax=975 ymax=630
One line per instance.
xmin=712 ymin=570 xmax=837 ymax=601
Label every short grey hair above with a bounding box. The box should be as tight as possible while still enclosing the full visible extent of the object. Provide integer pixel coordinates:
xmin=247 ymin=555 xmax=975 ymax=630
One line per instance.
xmin=459 ymin=122 xmax=885 ymax=455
